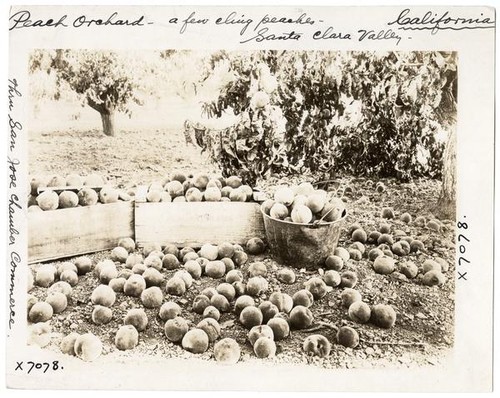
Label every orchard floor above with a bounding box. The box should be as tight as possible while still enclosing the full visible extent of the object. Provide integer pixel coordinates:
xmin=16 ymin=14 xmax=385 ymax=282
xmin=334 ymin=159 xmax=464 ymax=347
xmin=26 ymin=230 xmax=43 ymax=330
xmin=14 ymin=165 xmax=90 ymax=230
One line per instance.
xmin=28 ymin=125 xmax=456 ymax=373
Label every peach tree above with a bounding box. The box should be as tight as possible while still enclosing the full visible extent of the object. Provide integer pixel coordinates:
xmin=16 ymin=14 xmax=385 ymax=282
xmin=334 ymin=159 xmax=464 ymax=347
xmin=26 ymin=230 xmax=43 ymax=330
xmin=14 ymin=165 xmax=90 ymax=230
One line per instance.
xmin=29 ymin=50 xmax=155 ymax=136
xmin=198 ymin=50 xmax=456 ymax=183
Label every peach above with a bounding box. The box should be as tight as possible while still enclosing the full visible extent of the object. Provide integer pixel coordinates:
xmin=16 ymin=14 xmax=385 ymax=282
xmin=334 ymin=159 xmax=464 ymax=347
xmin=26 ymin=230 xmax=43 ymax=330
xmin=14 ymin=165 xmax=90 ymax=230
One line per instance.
xmin=166 ymin=180 xmax=184 ymax=198
xmin=226 ymin=175 xmax=242 ymax=189
xmin=253 ymin=337 xmax=276 ymax=358
xmin=305 ymin=193 xmax=326 ymax=213
xmin=192 ymin=295 xmax=211 ymax=314
xmin=248 ymin=261 xmax=267 ymax=277
xmin=234 ymin=295 xmax=255 ymax=315
xmin=143 ymin=242 xmax=162 ymax=257
xmin=292 ymin=289 xmax=314 ymax=308
xmin=336 ymin=326 xmax=359 ymax=348
xmin=91 ymin=284 xmax=116 ymax=307
xmin=35 ymin=265 xmax=55 ymax=287
xmin=199 ymin=244 xmax=219 ymax=261
xmin=340 ymin=271 xmax=358 ymax=288
xmin=109 ymin=277 xmax=126 ymax=292
xmin=141 ymin=287 xmax=163 ymax=308
xmin=349 ymin=241 xmax=365 ymax=254
xmin=410 ymin=239 xmax=425 ymax=253
xmin=226 ymin=269 xmax=244 ymax=284
xmin=29 ymin=302 xmax=53 ymax=323
xmin=57 ymin=262 xmax=77 ymax=279
xmin=400 ymin=261 xmax=418 ymax=279
xmin=221 ymin=186 xmax=233 ymax=198
xmin=341 ymin=288 xmax=362 ymax=308
xmin=174 ymin=270 xmax=193 ymax=289
xmin=203 ymin=260 xmax=225 ymax=278
xmin=435 ymin=257 xmax=450 ymax=273
xmin=124 ymin=308 xmax=148 ymax=332
xmin=373 ymin=256 xmax=396 ymax=275
xmin=60 ymin=332 xmax=79 ymax=355
xmin=193 ymin=173 xmax=210 ymax=190
xmin=334 ymin=247 xmax=350 ymax=262
xmin=325 ymin=255 xmax=344 ymax=271
xmin=422 ymin=259 xmax=442 ymax=273
xmin=115 ymin=325 xmax=139 ymax=351
xmin=46 ymin=292 xmax=67 ymax=314
xmin=214 ymin=338 xmax=241 ymax=364
xmin=183 ymin=260 xmax=201 ymax=279
xmin=203 ymin=305 xmax=221 ymax=321
xmin=289 ymin=306 xmax=313 ymax=329
xmin=92 ymin=305 xmax=112 ymax=324
xmin=132 ymin=264 xmax=147 ymax=275
xmin=206 ymin=178 xmax=222 ymax=190
xmin=229 ymin=188 xmax=247 ymax=202
xmin=270 ymin=203 xmax=289 ymax=220
xmin=204 ymin=187 xmax=222 ymax=202
xmin=182 ymin=329 xmax=209 ymax=354
xmin=240 ymin=184 xmax=253 ymax=201
xmin=217 ymin=242 xmax=234 ymax=259
xmin=74 ymin=256 xmax=93 ymax=275
xmin=221 ymin=257 xmax=235 ymax=273
xmin=269 ymin=292 xmax=293 ymax=313
xmin=368 ymin=248 xmax=384 ymax=261
xmin=323 ymin=270 xmax=341 ymax=287
xmin=166 ymin=277 xmax=186 ymax=296
xmin=201 ymin=287 xmax=218 ymax=299
xmin=423 ymin=270 xmax=446 ymax=286
xmin=162 ymin=253 xmax=180 ymax=270
xmin=118 ymin=237 xmax=136 ymax=253
xmin=246 ymin=237 xmax=266 ymax=255
xmin=371 ymin=304 xmax=397 ymax=328
xmin=36 ymin=190 xmax=59 ymax=210
xmin=377 ymin=234 xmax=394 ymax=246
xmin=124 ymin=274 xmax=146 ymax=297
xmin=303 ymin=334 xmax=331 ymax=357
xmin=185 ymin=187 xmax=203 ymax=202
xmin=248 ymin=325 xmax=274 ymax=345
xmin=216 ymin=283 xmax=236 ymax=301
xmin=163 ymin=244 xmax=179 ymax=257
xmin=232 ymin=251 xmax=248 ymax=266
xmin=74 ymin=333 xmax=102 ymax=362
xmin=239 ymin=306 xmax=263 ymax=329
xmin=260 ymin=199 xmax=275 ymax=215
xmin=159 ymin=302 xmax=181 ymax=321
xmin=65 ymin=173 xmax=82 ymax=186
xmin=351 ymin=228 xmax=367 ymax=243
xmin=99 ymin=186 xmax=119 ymax=204
xmin=165 ymin=317 xmax=189 ymax=342
xmin=304 ymin=277 xmax=330 ymax=299
xmin=27 ymin=294 xmax=38 ymax=312
xmin=211 ymin=293 xmax=231 ymax=312
xmin=170 ymin=170 xmax=187 ymax=183
xmin=99 ymin=264 xmax=117 ymax=284
xmin=368 ymin=231 xmax=382 ymax=244
xmin=144 ymin=255 xmax=163 ymax=271
xmin=60 ymin=270 xmax=78 ymax=286
xmin=232 ymin=281 xmax=246 ymax=297
xmin=197 ymin=318 xmax=221 ymax=342
xmin=58 ymin=191 xmax=79 ymax=208
xmin=267 ymin=317 xmax=290 ymax=340
xmin=259 ymin=301 xmax=279 ymax=323
xmin=143 ymin=268 xmax=163 ymax=287
xmin=381 ymin=207 xmax=395 ymax=219
xmin=277 ymin=268 xmax=296 ymax=284
xmin=246 ymin=276 xmax=269 ymax=296
xmin=348 ymin=301 xmax=371 ymax=323
xmin=47 ymin=281 xmax=72 ymax=299
xmin=28 ymin=322 xmax=51 ymax=348
xmin=77 ymin=187 xmax=98 ymax=206
xmin=291 ymin=204 xmax=313 ymax=224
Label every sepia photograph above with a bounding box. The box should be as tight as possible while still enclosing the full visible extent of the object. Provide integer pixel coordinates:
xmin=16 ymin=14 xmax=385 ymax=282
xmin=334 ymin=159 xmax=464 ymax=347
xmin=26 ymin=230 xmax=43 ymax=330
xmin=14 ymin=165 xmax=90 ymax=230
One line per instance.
xmin=6 ymin=4 xmax=494 ymax=392
xmin=26 ymin=49 xmax=457 ymax=370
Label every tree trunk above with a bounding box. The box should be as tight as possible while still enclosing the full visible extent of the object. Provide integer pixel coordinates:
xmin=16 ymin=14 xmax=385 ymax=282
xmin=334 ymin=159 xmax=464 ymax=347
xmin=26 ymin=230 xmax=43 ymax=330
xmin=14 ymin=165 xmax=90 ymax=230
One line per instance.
xmin=436 ymin=126 xmax=456 ymax=220
xmin=87 ymin=97 xmax=116 ymax=136
xmin=100 ymin=110 xmax=115 ymax=136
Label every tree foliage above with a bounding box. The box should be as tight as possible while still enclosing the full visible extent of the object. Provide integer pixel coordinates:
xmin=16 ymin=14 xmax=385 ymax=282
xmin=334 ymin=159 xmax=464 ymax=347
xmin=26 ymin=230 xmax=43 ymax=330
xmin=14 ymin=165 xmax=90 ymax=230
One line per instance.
xmin=197 ymin=50 xmax=457 ymax=183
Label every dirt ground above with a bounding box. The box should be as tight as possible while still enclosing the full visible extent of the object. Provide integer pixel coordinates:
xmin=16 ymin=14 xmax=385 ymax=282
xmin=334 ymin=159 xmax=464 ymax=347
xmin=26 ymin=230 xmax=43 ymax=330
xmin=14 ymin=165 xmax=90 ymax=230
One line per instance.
xmin=27 ymin=115 xmax=455 ymax=371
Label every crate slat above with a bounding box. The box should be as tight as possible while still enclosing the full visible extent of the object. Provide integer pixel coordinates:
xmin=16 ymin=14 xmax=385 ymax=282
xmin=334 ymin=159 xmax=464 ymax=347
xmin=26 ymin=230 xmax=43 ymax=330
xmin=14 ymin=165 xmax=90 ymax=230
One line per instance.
xmin=28 ymin=201 xmax=135 ymax=263
xmin=135 ymin=202 xmax=265 ymax=248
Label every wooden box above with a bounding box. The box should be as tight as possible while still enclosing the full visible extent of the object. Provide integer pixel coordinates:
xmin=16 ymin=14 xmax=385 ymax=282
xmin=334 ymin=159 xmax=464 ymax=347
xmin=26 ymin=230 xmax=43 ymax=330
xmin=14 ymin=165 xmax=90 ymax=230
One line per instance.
xmin=134 ymin=202 xmax=265 ymax=248
xmin=28 ymin=201 xmax=135 ymax=264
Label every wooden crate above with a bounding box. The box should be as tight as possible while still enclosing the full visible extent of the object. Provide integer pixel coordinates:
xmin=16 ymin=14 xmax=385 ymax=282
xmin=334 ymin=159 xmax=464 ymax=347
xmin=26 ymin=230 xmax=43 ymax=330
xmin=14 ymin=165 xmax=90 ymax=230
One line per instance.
xmin=28 ymin=201 xmax=135 ymax=264
xmin=134 ymin=202 xmax=265 ymax=248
